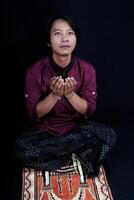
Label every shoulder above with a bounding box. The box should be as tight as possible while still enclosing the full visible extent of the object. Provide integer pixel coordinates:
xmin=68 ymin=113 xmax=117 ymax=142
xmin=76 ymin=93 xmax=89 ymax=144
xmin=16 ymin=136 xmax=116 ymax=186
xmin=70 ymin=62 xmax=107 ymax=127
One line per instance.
xmin=74 ymin=56 xmax=96 ymax=73
xmin=25 ymin=56 xmax=49 ymax=76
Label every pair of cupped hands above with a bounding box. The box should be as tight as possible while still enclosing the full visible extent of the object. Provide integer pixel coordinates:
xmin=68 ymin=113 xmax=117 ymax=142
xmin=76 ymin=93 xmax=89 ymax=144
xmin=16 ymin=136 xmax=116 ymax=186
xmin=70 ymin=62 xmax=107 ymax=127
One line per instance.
xmin=50 ymin=76 xmax=77 ymax=98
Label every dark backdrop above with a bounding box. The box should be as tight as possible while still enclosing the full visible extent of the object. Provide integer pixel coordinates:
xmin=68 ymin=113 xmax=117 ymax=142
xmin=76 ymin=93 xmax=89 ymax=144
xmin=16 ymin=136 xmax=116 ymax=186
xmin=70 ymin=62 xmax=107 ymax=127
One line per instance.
xmin=2 ymin=1 xmax=134 ymax=199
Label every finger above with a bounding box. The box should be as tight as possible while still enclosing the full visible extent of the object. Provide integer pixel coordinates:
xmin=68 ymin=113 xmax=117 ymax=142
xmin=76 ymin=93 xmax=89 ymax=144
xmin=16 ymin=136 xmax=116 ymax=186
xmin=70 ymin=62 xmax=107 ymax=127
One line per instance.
xmin=68 ymin=77 xmax=75 ymax=88
xmin=65 ymin=77 xmax=71 ymax=88
xmin=61 ymin=84 xmax=64 ymax=94
xmin=64 ymin=81 xmax=68 ymax=93
xmin=56 ymin=78 xmax=64 ymax=89
xmin=54 ymin=77 xmax=64 ymax=89
xmin=70 ymin=77 xmax=77 ymax=85
xmin=51 ymin=76 xmax=61 ymax=85
xmin=50 ymin=76 xmax=58 ymax=84
xmin=51 ymin=76 xmax=57 ymax=80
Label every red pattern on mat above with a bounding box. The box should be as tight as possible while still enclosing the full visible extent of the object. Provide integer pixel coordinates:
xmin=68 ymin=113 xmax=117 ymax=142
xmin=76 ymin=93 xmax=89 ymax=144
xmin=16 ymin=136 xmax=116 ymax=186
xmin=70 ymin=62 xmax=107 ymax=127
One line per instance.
xmin=22 ymin=157 xmax=113 ymax=200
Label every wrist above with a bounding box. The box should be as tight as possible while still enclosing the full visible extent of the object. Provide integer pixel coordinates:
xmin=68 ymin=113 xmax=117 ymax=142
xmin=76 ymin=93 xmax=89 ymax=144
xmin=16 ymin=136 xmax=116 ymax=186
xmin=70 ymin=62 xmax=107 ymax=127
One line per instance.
xmin=65 ymin=91 xmax=75 ymax=99
xmin=51 ymin=92 xmax=62 ymax=101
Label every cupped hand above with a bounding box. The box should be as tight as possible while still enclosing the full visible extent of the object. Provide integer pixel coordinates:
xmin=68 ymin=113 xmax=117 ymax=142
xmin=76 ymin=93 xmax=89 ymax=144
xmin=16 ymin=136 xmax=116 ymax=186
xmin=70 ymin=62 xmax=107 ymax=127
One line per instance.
xmin=64 ymin=77 xmax=77 ymax=98
xmin=50 ymin=76 xmax=64 ymax=98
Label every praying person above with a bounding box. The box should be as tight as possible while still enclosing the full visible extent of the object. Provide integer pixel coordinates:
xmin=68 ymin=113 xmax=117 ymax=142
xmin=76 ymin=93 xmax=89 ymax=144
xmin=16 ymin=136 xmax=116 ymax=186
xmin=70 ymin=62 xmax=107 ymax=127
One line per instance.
xmin=16 ymin=14 xmax=116 ymax=178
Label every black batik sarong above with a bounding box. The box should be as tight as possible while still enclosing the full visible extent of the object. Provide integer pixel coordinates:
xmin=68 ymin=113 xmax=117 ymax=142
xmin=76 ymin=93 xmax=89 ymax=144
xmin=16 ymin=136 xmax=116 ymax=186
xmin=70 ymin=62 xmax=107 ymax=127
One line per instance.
xmin=15 ymin=119 xmax=116 ymax=177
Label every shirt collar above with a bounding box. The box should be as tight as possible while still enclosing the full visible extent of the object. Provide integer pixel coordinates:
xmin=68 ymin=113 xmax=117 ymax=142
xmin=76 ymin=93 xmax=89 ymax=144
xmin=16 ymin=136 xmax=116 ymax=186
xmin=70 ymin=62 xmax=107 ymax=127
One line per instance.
xmin=49 ymin=55 xmax=74 ymax=79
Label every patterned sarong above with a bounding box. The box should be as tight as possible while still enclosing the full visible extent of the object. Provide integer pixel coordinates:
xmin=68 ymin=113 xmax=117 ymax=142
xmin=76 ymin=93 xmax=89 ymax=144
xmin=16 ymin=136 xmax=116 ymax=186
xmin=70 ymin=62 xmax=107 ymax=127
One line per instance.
xmin=16 ymin=120 xmax=116 ymax=177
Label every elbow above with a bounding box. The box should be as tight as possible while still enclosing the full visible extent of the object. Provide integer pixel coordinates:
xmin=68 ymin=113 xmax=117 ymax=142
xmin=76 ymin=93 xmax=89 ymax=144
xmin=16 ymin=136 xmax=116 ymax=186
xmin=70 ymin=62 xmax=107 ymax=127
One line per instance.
xmin=27 ymin=106 xmax=40 ymax=121
xmin=85 ymin=102 xmax=96 ymax=116
xmin=36 ymin=104 xmax=47 ymax=119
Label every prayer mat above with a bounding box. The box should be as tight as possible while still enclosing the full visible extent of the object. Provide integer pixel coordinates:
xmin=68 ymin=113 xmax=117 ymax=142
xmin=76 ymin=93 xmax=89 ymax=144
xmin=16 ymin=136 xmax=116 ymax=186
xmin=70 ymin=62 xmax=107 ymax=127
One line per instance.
xmin=22 ymin=155 xmax=113 ymax=200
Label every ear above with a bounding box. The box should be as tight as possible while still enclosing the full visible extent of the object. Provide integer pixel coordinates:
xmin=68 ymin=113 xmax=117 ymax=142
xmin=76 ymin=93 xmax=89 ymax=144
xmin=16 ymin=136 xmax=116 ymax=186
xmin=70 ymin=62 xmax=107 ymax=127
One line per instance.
xmin=47 ymin=43 xmax=51 ymax=47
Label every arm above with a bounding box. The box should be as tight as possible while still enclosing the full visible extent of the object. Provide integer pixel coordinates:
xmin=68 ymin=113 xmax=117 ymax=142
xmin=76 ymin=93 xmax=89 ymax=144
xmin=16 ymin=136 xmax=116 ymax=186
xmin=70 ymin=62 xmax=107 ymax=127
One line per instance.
xmin=64 ymin=77 xmax=87 ymax=114
xmin=24 ymin=68 xmax=64 ymax=120
xmin=37 ymin=76 xmax=64 ymax=118
xmin=65 ymin=91 xmax=88 ymax=114
xmin=64 ymin=66 xmax=97 ymax=115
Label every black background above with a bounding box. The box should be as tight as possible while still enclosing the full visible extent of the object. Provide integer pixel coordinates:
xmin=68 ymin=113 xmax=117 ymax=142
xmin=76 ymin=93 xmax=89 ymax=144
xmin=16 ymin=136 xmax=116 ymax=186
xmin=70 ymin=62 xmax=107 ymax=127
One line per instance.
xmin=2 ymin=1 xmax=134 ymax=199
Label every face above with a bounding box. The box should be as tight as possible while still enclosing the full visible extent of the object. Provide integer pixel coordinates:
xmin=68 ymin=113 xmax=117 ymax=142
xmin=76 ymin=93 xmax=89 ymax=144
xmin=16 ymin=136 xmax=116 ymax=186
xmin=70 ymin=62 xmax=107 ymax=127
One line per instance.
xmin=49 ymin=19 xmax=77 ymax=57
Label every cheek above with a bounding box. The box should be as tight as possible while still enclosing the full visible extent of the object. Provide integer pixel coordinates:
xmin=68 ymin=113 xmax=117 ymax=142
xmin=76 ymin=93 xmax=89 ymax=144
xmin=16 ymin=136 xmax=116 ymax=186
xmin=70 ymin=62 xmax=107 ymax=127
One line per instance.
xmin=50 ymin=39 xmax=58 ymax=49
xmin=50 ymin=37 xmax=60 ymax=46
xmin=71 ymin=38 xmax=77 ymax=49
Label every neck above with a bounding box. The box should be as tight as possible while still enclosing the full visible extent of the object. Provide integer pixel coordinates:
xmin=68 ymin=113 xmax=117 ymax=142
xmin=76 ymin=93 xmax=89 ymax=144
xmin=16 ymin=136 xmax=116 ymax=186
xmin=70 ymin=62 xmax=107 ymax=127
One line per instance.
xmin=52 ymin=54 xmax=71 ymax=68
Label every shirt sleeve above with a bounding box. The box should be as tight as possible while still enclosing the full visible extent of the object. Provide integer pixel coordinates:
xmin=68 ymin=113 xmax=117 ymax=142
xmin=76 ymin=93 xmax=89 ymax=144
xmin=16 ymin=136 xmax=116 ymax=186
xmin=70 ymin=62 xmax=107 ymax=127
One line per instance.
xmin=80 ymin=64 xmax=97 ymax=116
xmin=24 ymin=68 xmax=41 ymax=121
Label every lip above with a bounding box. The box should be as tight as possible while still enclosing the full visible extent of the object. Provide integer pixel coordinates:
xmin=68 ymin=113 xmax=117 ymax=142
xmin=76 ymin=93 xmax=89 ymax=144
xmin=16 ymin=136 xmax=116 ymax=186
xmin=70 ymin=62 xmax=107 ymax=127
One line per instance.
xmin=60 ymin=45 xmax=70 ymax=48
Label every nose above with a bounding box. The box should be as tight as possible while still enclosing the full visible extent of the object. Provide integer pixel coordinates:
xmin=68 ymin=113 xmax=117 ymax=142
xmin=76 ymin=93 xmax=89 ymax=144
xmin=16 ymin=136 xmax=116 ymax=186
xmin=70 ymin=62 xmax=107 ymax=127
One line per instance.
xmin=61 ymin=33 xmax=69 ymax=42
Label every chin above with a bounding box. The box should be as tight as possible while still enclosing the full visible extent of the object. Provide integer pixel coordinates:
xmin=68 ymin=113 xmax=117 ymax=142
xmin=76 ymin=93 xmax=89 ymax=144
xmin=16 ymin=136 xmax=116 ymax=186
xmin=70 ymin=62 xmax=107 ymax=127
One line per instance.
xmin=61 ymin=53 xmax=71 ymax=57
xmin=60 ymin=50 xmax=73 ymax=56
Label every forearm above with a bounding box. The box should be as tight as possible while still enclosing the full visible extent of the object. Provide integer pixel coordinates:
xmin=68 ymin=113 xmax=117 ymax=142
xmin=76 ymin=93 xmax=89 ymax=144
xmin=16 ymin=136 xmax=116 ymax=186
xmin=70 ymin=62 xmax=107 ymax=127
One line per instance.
xmin=36 ymin=92 xmax=59 ymax=118
xmin=65 ymin=92 xmax=88 ymax=114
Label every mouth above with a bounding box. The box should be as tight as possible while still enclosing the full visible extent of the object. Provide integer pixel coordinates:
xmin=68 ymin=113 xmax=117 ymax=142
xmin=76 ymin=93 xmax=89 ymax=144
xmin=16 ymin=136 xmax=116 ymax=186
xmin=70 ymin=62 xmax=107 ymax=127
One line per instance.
xmin=60 ymin=45 xmax=70 ymax=49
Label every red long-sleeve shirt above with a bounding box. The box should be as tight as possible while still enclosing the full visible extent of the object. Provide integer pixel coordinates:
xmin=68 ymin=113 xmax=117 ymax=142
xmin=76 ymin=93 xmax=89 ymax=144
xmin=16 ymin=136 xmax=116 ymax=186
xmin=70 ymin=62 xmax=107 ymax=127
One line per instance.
xmin=24 ymin=56 xmax=97 ymax=135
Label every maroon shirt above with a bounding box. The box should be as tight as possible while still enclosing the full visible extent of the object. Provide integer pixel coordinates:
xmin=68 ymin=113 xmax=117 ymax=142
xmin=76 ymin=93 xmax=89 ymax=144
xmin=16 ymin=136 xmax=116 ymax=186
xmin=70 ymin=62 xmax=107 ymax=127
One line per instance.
xmin=24 ymin=56 xmax=97 ymax=135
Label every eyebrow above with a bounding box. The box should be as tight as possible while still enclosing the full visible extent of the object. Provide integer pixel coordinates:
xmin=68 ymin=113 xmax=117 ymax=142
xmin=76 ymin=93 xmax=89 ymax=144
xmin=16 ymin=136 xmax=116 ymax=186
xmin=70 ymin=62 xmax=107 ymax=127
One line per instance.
xmin=51 ymin=28 xmax=73 ymax=33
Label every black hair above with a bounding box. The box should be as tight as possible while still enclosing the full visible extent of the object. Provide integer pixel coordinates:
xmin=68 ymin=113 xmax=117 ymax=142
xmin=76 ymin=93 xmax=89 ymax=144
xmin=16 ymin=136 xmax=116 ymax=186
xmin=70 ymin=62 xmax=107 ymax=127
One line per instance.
xmin=45 ymin=14 xmax=80 ymax=45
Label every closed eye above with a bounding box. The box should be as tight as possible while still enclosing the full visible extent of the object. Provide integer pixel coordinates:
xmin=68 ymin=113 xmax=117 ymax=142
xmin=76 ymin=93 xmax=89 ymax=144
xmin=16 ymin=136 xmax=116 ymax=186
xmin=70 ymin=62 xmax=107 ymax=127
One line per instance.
xmin=67 ymin=31 xmax=75 ymax=35
xmin=54 ymin=31 xmax=61 ymax=35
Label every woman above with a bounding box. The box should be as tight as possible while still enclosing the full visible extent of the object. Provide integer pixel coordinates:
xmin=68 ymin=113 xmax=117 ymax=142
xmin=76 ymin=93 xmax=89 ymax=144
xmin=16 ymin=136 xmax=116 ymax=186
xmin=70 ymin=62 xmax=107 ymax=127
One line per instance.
xmin=16 ymin=14 xmax=116 ymax=178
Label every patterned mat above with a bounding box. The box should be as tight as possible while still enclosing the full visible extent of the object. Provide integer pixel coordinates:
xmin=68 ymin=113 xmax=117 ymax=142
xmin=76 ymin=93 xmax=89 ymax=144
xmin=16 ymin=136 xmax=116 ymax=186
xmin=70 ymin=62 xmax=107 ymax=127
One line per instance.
xmin=22 ymin=155 xmax=113 ymax=200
